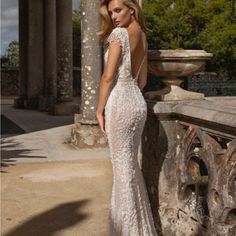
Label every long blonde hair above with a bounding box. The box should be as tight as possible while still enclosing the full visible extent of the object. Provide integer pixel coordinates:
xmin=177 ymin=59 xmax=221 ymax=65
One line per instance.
xmin=98 ymin=0 xmax=146 ymax=44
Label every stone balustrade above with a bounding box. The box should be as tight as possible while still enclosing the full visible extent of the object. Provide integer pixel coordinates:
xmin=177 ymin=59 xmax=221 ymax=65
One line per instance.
xmin=141 ymin=96 xmax=236 ymax=235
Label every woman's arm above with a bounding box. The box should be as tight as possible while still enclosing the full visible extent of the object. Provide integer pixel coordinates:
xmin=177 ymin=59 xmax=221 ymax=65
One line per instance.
xmin=96 ymin=40 xmax=122 ymax=138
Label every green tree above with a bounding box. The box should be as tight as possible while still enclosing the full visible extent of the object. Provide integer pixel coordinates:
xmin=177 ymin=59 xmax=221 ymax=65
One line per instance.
xmin=6 ymin=40 xmax=19 ymax=67
xmin=143 ymin=0 xmax=236 ymax=78
xmin=73 ymin=9 xmax=81 ymax=67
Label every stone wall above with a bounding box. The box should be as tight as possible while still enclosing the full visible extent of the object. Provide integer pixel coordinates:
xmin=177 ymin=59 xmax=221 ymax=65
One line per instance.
xmin=1 ymin=68 xmax=81 ymax=97
xmin=142 ymin=97 xmax=236 ymax=235
xmin=1 ymin=68 xmax=19 ymax=96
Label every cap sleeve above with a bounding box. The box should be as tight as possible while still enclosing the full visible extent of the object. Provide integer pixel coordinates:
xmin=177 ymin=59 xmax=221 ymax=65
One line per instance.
xmin=107 ymin=28 xmax=124 ymax=48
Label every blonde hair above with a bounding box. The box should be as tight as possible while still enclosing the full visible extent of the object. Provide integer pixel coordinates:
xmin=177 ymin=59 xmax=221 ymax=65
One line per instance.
xmin=98 ymin=0 xmax=146 ymax=44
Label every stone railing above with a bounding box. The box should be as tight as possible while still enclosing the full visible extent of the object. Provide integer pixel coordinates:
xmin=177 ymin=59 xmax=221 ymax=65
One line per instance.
xmin=141 ymin=96 xmax=236 ymax=236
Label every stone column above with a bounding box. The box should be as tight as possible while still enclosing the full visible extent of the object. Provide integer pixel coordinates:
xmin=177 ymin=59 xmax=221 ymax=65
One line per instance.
xmin=71 ymin=0 xmax=106 ymax=148
xmin=80 ymin=0 xmax=101 ymax=124
xmin=15 ymin=0 xmax=28 ymax=108
xmin=39 ymin=0 xmax=57 ymax=111
xmin=26 ymin=0 xmax=44 ymax=108
xmin=54 ymin=0 xmax=77 ymax=115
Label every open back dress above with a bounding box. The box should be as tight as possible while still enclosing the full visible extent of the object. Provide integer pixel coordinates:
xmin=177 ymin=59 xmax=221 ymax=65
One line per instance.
xmin=104 ymin=27 xmax=157 ymax=236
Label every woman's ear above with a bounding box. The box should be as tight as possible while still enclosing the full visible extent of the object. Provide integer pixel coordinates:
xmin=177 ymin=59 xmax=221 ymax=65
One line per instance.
xmin=130 ymin=8 xmax=135 ymax=15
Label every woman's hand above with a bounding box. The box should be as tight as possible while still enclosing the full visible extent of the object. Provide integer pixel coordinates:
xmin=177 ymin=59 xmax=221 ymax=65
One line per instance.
xmin=96 ymin=112 xmax=108 ymax=141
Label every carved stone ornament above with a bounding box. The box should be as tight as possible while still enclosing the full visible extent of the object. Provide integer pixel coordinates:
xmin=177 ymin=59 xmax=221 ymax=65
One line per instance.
xmin=177 ymin=126 xmax=236 ymax=235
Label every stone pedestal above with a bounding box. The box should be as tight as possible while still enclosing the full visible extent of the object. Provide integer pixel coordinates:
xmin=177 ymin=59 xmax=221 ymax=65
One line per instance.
xmin=145 ymin=78 xmax=205 ymax=101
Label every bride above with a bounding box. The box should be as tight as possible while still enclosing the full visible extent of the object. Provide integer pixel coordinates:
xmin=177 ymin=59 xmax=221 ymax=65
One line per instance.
xmin=96 ymin=0 xmax=157 ymax=235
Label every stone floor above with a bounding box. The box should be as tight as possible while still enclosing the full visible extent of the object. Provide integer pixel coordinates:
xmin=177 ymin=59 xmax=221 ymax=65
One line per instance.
xmin=1 ymin=98 xmax=112 ymax=236
xmin=1 ymin=159 xmax=112 ymax=236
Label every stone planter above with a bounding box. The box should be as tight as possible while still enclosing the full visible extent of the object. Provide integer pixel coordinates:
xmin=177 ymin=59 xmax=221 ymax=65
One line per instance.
xmin=145 ymin=50 xmax=213 ymax=101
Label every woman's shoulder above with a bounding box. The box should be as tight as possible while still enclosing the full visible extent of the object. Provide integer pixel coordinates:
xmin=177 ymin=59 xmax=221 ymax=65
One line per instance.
xmin=106 ymin=27 xmax=127 ymax=47
xmin=109 ymin=27 xmax=127 ymax=38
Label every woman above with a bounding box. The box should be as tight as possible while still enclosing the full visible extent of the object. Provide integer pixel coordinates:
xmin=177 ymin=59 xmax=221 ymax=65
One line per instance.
xmin=96 ymin=0 xmax=157 ymax=235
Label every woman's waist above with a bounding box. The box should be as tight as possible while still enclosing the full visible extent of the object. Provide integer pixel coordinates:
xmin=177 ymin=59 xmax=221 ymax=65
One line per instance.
xmin=106 ymin=88 xmax=146 ymax=108
xmin=115 ymin=78 xmax=138 ymax=85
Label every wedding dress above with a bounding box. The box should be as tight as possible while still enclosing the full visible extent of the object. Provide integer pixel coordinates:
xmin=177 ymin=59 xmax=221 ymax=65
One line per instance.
xmin=104 ymin=27 xmax=157 ymax=236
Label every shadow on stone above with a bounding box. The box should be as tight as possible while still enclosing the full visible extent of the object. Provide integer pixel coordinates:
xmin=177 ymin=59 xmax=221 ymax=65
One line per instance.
xmin=1 ymin=115 xmax=25 ymax=137
xmin=3 ymin=199 xmax=90 ymax=236
xmin=1 ymin=139 xmax=47 ymax=172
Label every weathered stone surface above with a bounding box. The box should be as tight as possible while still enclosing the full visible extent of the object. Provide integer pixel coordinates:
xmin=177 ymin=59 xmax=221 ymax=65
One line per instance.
xmin=40 ymin=0 xmax=57 ymax=112
xmin=56 ymin=0 xmax=73 ymax=102
xmin=27 ymin=0 xmax=44 ymax=101
xmin=71 ymin=124 xmax=107 ymax=149
xmin=70 ymin=0 xmax=102 ymax=147
xmin=80 ymin=0 xmax=101 ymax=124
xmin=71 ymin=114 xmax=107 ymax=148
xmin=142 ymin=97 xmax=236 ymax=235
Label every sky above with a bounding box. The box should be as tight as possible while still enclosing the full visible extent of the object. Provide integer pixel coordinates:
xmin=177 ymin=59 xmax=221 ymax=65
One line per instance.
xmin=0 ymin=0 xmax=80 ymax=56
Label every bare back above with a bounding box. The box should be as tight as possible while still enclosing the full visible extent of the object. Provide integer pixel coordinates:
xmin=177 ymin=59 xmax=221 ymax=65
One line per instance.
xmin=126 ymin=28 xmax=147 ymax=79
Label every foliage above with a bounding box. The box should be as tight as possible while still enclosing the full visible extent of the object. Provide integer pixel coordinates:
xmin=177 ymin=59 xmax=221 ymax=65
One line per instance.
xmin=5 ymin=40 xmax=19 ymax=67
xmin=73 ymin=9 xmax=81 ymax=67
xmin=143 ymin=0 xmax=236 ymax=78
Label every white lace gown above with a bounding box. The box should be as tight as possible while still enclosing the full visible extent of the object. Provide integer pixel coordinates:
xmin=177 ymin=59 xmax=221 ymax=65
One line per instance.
xmin=104 ymin=27 xmax=157 ymax=236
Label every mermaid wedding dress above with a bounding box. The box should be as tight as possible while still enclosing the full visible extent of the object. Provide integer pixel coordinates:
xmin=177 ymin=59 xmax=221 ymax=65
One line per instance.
xmin=104 ymin=27 xmax=157 ymax=236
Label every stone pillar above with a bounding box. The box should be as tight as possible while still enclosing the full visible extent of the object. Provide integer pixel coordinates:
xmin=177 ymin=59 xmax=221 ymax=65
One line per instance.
xmin=71 ymin=0 xmax=106 ymax=148
xmin=26 ymin=0 xmax=44 ymax=108
xmin=54 ymin=0 xmax=78 ymax=115
xmin=39 ymin=0 xmax=57 ymax=111
xmin=15 ymin=0 xmax=28 ymax=108
xmin=80 ymin=0 xmax=101 ymax=124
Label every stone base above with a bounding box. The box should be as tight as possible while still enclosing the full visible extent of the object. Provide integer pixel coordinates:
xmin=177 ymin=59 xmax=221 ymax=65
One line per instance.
xmin=53 ymin=101 xmax=80 ymax=115
xmin=14 ymin=97 xmax=39 ymax=109
xmin=38 ymin=95 xmax=56 ymax=112
xmin=14 ymin=97 xmax=25 ymax=108
xmin=74 ymin=113 xmax=98 ymax=125
xmin=71 ymin=122 xmax=107 ymax=148
xmin=144 ymin=85 xmax=205 ymax=101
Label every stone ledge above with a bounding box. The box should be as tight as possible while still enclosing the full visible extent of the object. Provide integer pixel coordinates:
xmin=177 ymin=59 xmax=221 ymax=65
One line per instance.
xmin=148 ymin=97 xmax=236 ymax=135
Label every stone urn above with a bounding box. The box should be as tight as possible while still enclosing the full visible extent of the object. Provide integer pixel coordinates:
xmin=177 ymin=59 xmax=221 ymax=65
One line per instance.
xmin=145 ymin=49 xmax=213 ymax=101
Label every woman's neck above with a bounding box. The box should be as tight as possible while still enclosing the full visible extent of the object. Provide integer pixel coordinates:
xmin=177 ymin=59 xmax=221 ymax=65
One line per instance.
xmin=127 ymin=20 xmax=140 ymax=31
